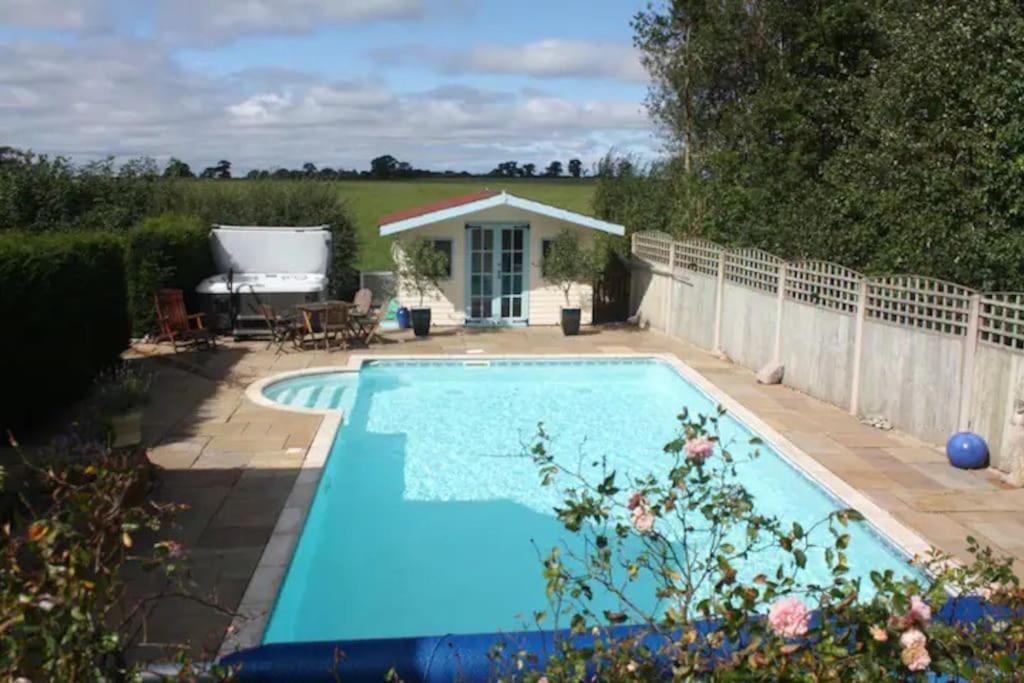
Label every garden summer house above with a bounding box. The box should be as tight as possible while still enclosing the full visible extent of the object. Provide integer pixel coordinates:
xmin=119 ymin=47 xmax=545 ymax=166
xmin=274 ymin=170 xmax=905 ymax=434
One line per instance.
xmin=380 ymin=191 xmax=625 ymax=326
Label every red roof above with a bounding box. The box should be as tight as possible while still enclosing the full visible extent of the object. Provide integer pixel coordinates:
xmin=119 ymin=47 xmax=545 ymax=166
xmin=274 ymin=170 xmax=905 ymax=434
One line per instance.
xmin=378 ymin=190 xmax=501 ymax=227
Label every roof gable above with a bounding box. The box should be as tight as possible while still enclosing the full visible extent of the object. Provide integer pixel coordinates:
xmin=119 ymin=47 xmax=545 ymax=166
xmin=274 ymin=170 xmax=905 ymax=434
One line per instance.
xmin=378 ymin=191 xmax=625 ymax=237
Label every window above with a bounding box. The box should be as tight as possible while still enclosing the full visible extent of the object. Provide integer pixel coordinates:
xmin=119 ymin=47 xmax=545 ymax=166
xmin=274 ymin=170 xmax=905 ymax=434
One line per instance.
xmin=541 ymin=239 xmax=553 ymax=277
xmin=430 ymin=239 xmax=453 ymax=278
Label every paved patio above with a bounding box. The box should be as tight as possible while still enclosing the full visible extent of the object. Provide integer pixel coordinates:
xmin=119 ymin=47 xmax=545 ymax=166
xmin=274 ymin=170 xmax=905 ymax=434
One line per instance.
xmin=126 ymin=325 xmax=1024 ymax=663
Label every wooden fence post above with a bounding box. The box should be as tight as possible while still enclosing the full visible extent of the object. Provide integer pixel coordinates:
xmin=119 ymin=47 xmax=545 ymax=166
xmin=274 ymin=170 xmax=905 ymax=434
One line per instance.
xmin=849 ymin=279 xmax=868 ymax=416
xmin=713 ymin=251 xmax=726 ymax=353
xmin=958 ymin=294 xmax=982 ymax=431
xmin=773 ymin=263 xmax=787 ymax=364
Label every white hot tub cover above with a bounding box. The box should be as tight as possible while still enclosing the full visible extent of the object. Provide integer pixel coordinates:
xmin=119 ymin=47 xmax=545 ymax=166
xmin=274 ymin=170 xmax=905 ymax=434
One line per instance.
xmin=210 ymin=225 xmax=332 ymax=275
xmin=196 ymin=272 xmax=328 ymax=295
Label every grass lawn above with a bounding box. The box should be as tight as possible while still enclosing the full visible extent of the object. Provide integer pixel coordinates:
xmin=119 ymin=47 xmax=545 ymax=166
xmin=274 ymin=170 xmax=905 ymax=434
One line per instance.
xmin=338 ymin=178 xmax=597 ymax=271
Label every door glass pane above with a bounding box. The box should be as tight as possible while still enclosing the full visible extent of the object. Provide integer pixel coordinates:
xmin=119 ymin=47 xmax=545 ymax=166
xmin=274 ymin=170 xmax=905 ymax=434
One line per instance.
xmin=482 ymin=299 xmax=492 ymax=317
xmin=513 ymin=298 xmax=522 ymax=317
xmin=501 ymin=298 xmax=510 ymax=317
xmin=483 ymin=230 xmax=493 ymax=249
xmin=471 ymin=252 xmax=481 ymax=272
xmin=502 ymin=230 xmax=511 ymax=250
xmin=482 ymin=253 xmax=492 ymax=272
xmin=514 ymin=230 xmax=523 ymax=249
xmin=513 ymin=253 xmax=522 ymax=270
xmin=471 ymin=229 xmax=480 ymax=249
xmin=513 ymin=275 xmax=522 ymax=294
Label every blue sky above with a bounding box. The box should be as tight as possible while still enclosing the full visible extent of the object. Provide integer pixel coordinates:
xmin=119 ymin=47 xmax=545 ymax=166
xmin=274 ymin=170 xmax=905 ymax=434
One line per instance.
xmin=0 ymin=0 xmax=658 ymax=173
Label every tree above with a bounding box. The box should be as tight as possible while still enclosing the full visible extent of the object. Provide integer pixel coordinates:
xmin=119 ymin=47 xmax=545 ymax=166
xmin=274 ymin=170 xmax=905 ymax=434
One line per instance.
xmin=542 ymin=229 xmax=599 ymax=307
xmin=370 ymin=154 xmax=400 ymax=179
xmin=523 ymin=163 xmax=536 ymax=177
xmin=162 ymin=158 xmax=193 ymax=178
xmin=395 ymin=237 xmax=450 ymax=306
xmin=568 ymin=159 xmax=583 ymax=178
xmin=200 ymin=159 xmax=231 ymax=179
xmin=544 ymin=160 xmax=563 ymax=177
xmin=302 ymin=162 xmax=317 ymax=177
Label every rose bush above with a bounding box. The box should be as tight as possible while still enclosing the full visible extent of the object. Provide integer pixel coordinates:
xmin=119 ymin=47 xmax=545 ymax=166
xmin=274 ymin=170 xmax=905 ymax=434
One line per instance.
xmin=0 ymin=432 xmax=234 ymax=681
xmin=504 ymin=409 xmax=1024 ymax=681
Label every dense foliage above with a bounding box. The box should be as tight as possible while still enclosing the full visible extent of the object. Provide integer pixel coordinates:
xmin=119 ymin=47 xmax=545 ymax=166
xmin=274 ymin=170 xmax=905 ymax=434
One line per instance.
xmin=500 ymin=411 xmax=1024 ymax=681
xmin=0 ymin=231 xmax=130 ymax=432
xmin=603 ymin=0 xmax=1024 ymax=290
xmin=0 ymin=151 xmax=164 ymax=233
xmin=0 ymin=434 xmax=228 ymax=681
xmin=125 ymin=213 xmax=215 ymax=336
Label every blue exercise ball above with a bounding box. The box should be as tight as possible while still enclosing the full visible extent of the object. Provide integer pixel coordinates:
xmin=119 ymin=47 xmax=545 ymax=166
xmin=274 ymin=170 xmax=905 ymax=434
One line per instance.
xmin=946 ymin=431 xmax=989 ymax=469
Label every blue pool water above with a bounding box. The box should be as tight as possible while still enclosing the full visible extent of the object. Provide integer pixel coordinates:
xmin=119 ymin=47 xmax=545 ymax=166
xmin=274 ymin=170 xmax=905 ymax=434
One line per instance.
xmin=262 ymin=359 xmax=921 ymax=644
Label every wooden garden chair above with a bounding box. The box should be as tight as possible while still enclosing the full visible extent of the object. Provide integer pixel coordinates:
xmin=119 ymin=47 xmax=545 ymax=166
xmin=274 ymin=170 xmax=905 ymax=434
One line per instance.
xmin=351 ymin=288 xmax=373 ymax=316
xmin=258 ymin=304 xmax=301 ymax=353
xmin=323 ymin=302 xmax=352 ymax=352
xmin=154 ymin=289 xmax=216 ymax=352
xmin=352 ymin=298 xmax=392 ymax=346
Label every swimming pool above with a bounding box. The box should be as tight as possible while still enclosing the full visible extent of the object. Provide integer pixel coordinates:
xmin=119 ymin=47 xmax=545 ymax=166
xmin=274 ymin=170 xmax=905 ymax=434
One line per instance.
xmin=259 ymin=358 xmax=923 ymax=644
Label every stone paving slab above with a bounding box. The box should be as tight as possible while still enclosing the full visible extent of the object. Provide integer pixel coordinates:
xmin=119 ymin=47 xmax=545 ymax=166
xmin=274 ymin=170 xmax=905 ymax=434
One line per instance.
xmin=124 ymin=325 xmax=1024 ymax=662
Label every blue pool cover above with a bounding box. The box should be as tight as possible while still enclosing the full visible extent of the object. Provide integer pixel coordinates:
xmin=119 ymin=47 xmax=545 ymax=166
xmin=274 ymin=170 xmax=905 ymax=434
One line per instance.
xmin=221 ymin=596 xmax=1009 ymax=682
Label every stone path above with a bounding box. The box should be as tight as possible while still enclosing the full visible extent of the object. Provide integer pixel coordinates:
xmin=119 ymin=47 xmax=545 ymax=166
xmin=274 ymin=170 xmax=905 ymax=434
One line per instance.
xmin=125 ymin=325 xmax=1024 ymax=663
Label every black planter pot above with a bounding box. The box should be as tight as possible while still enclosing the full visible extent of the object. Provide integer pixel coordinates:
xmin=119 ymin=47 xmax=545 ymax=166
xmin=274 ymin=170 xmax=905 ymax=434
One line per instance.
xmin=560 ymin=308 xmax=582 ymax=336
xmin=410 ymin=307 xmax=432 ymax=337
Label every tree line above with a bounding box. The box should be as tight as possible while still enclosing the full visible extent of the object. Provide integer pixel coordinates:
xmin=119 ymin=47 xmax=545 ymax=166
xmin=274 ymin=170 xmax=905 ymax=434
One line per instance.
xmin=160 ymin=154 xmax=589 ymax=181
xmin=594 ymin=0 xmax=1024 ymax=292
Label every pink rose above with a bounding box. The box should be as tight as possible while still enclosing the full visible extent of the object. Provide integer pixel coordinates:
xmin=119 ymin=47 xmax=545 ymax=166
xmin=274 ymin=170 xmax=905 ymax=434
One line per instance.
xmin=631 ymin=506 xmax=655 ymax=534
xmin=684 ymin=436 xmax=715 ymax=461
xmin=627 ymin=492 xmax=648 ymax=510
xmin=907 ymin=595 xmax=931 ymax=625
xmin=869 ymin=625 xmax=888 ymax=642
xmin=900 ymin=629 xmax=930 ymax=672
xmin=768 ymin=596 xmax=811 ymax=638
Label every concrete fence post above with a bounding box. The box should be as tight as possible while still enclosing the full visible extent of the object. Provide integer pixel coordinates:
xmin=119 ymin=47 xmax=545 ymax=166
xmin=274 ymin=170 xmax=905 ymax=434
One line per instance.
xmin=665 ymin=241 xmax=678 ymax=334
xmin=772 ymin=263 xmax=787 ymax=364
xmin=849 ymin=279 xmax=868 ymax=416
xmin=713 ymin=251 xmax=726 ymax=353
xmin=958 ymin=294 xmax=982 ymax=431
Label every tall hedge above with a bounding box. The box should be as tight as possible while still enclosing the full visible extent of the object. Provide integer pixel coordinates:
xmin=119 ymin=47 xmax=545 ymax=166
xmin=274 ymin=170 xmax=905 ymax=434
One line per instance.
xmin=0 ymin=231 xmax=130 ymax=433
xmin=125 ymin=213 xmax=213 ymax=336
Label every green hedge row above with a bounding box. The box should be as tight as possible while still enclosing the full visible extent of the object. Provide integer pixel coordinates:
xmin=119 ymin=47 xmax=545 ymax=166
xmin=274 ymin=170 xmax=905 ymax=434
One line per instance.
xmin=0 ymin=231 xmax=131 ymax=432
xmin=124 ymin=213 xmax=213 ymax=337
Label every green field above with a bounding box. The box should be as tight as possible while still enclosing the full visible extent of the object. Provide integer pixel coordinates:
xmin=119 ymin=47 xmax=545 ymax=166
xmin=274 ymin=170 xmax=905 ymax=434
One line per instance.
xmin=336 ymin=178 xmax=597 ymax=271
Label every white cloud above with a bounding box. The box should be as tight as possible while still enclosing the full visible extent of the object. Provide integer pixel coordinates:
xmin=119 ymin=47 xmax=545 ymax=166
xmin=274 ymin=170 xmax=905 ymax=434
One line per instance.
xmin=155 ymin=0 xmax=426 ymax=44
xmin=0 ymin=39 xmax=655 ymax=172
xmin=374 ymin=39 xmax=648 ymax=83
xmin=0 ymin=0 xmax=108 ymax=30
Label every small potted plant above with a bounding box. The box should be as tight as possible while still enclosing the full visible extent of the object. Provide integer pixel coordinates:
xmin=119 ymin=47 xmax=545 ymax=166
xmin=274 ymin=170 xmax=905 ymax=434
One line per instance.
xmin=94 ymin=364 xmax=151 ymax=448
xmin=544 ymin=229 xmax=599 ymax=336
xmin=395 ymin=237 xmax=449 ymax=337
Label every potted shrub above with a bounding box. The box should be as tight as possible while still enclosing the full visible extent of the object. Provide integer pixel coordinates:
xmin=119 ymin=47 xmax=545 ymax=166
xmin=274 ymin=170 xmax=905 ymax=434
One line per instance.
xmin=94 ymin=364 xmax=151 ymax=448
xmin=396 ymin=237 xmax=449 ymax=337
xmin=544 ymin=229 xmax=599 ymax=336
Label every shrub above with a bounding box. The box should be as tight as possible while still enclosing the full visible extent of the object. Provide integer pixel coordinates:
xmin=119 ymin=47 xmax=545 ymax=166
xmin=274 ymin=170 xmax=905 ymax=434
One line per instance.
xmin=0 ymin=151 xmax=165 ymax=233
xmin=124 ymin=213 xmax=214 ymax=336
xmin=0 ymin=437 xmax=230 ymax=680
xmin=0 ymin=231 xmax=130 ymax=433
xmin=160 ymin=180 xmax=359 ymax=298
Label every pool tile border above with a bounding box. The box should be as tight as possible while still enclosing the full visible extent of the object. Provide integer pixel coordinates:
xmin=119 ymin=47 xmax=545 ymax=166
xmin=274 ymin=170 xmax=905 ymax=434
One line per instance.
xmin=220 ymin=352 xmax=935 ymax=657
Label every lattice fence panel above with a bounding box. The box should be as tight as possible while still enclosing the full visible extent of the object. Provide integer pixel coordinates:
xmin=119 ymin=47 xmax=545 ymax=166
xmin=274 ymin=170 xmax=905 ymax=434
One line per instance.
xmin=865 ymin=276 xmax=974 ymax=335
xmin=980 ymin=293 xmax=1024 ymax=350
xmin=674 ymin=238 xmax=722 ymax=276
xmin=724 ymin=248 xmax=783 ymax=293
xmin=633 ymin=231 xmax=672 ymax=266
xmin=785 ymin=260 xmax=863 ymax=314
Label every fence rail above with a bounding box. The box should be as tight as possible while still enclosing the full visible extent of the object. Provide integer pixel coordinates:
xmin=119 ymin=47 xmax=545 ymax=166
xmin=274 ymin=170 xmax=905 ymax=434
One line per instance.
xmin=631 ymin=231 xmax=1024 ymax=350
